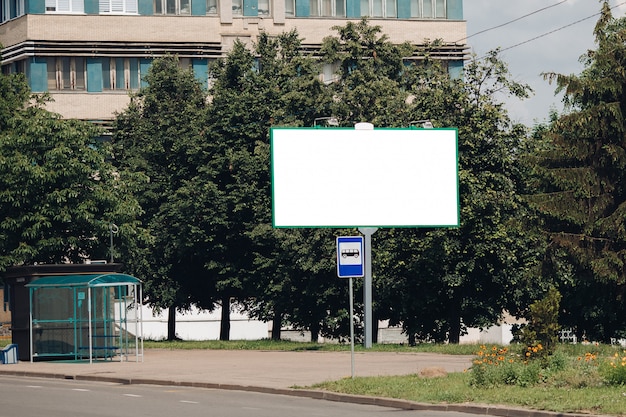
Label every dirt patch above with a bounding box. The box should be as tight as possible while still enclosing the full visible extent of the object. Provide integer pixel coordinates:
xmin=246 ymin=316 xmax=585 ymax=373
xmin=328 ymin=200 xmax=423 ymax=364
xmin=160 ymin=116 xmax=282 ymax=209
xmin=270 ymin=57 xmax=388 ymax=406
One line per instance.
xmin=419 ymin=367 xmax=448 ymax=378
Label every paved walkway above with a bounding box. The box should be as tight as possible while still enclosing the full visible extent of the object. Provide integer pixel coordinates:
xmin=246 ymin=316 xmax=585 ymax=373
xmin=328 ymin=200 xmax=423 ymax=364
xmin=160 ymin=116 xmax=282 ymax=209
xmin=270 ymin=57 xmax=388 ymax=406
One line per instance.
xmin=0 ymin=349 xmax=473 ymax=388
xmin=0 ymin=349 xmax=594 ymax=417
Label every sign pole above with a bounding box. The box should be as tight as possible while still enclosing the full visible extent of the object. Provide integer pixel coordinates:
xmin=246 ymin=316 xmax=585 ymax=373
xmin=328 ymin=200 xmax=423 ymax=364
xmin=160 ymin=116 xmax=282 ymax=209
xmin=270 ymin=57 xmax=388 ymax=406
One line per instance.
xmin=349 ymin=276 xmax=355 ymax=379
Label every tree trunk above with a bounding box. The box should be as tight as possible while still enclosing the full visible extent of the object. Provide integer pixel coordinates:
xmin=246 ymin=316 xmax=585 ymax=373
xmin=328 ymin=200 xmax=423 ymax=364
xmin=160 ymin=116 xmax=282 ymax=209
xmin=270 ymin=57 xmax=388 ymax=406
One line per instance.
xmin=167 ymin=306 xmax=178 ymax=341
xmin=408 ymin=332 xmax=416 ymax=346
xmin=310 ymin=322 xmax=320 ymax=343
xmin=271 ymin=311 xmax=282 ymax=341
xmin=372 ymin=313 xmax=379 ymax=344
xmin=219 ymin=296 xmax=231 ymax=341
xmin=448 ymin=314 xmax=462 ymax=344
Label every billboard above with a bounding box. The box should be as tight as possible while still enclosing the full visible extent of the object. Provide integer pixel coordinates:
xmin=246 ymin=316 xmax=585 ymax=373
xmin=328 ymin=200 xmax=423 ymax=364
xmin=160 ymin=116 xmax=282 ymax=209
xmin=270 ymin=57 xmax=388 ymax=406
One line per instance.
xmin=270 ymin=127 xmax=459 ymax=228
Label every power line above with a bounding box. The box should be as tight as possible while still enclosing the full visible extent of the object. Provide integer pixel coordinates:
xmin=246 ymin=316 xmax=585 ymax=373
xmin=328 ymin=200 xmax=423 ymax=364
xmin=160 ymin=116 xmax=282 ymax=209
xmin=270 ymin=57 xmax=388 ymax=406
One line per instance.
xmin=497 ymin=1 xmax=626 ymax=54
xmin=456 ymin=0 xmax=569 ymax=43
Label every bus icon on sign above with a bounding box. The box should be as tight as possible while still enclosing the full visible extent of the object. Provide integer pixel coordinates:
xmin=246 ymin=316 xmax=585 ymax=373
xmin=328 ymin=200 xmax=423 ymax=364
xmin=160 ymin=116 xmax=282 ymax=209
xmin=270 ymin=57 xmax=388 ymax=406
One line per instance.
xmin=341 ymin=249 xmax=360 ymax=258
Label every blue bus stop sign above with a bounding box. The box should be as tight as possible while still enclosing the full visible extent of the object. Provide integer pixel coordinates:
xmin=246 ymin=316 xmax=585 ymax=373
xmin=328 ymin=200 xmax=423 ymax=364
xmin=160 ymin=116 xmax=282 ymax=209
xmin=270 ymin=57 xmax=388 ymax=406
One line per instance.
xmin=337 ymin=236 xmax=365 ymax=278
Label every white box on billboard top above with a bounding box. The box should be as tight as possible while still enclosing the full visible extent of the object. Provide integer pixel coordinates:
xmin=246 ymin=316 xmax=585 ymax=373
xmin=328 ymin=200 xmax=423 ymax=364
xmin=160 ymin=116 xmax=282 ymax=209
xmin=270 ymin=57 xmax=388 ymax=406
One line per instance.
xmin=270 ymin=127 xmax=459 ymax=228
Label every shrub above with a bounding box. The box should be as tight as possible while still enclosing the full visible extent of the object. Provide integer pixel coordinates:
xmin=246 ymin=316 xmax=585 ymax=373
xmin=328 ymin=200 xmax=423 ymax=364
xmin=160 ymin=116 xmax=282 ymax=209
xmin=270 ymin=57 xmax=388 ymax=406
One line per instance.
xmin=468 ymin=345 xmax=545 ymax=387
xmin=518 ymin=287 xmax=562 ymax=358
xmin=469 ymin=344 xmax=602 ymax=389
xmin=601 ymin=351 xmax=626 ymax=385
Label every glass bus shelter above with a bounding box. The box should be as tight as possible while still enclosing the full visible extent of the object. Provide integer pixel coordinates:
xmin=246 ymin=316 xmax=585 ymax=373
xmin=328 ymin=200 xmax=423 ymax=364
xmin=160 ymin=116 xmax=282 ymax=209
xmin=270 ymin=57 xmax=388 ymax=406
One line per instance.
xmin=26 ymin=273 xmax=143 ymax=363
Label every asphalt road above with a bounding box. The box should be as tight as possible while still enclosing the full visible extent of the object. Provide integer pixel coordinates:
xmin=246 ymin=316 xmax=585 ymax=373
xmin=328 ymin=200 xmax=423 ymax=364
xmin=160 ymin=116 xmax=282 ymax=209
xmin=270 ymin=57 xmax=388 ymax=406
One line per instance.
xmin=0 ymin=375 xmax=479 ymax=417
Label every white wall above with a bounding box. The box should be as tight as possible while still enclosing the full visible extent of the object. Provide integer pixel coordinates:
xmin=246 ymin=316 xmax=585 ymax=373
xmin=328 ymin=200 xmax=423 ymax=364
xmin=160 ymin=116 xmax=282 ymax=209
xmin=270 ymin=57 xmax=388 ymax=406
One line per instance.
xmin=133 ymin=304 xmax=516 ymax=344
xmin=140 ymin=305 xmax=269 ymax=341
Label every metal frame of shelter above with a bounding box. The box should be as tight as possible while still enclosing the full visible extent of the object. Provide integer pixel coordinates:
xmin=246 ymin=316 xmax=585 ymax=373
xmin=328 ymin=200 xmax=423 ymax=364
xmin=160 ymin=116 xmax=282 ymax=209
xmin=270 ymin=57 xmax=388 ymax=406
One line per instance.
xmin=25 ymin=273 xmax=143 ymax=363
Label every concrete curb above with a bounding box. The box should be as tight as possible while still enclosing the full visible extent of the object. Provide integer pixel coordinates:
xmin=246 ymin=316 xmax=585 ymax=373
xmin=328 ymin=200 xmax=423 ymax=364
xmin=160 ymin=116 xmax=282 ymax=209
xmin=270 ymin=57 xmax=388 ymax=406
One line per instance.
xmin=0 ymin=368 xmax=603 ymax=417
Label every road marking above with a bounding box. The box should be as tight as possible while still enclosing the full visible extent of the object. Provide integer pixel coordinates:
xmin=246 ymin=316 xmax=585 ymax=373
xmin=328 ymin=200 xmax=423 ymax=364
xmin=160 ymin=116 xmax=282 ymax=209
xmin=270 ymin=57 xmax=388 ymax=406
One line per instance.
xmin=124 ymin=394 xmax=142 ymax=398
xmin=180 ymin=400 xmax=199 ymax=404
xmin=27 ymin=386 xmax=42 ymax=388
xmin=72 ymin=389 xmax=90 ymax=392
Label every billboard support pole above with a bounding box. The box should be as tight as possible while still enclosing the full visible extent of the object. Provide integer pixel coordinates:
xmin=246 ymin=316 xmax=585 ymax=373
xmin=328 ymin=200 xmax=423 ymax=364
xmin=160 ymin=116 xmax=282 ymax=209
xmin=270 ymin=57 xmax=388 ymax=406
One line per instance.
xmin=355 ymin=121 xmax=377 ymax=349
xmin=359 ymin=227 xmax=377 ymax=348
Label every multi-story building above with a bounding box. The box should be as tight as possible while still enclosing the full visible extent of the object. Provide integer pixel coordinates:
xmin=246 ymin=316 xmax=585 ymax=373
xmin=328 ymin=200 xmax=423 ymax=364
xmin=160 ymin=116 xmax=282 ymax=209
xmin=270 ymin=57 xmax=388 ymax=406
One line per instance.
xmin=0 ymin=0 xmax=466 ymax=123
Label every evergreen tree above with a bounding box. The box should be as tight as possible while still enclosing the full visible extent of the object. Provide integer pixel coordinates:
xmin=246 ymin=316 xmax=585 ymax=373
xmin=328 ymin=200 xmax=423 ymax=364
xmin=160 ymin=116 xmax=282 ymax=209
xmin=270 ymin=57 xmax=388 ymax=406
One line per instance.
xmin=528 ymin=2 xmax=626 ymax=342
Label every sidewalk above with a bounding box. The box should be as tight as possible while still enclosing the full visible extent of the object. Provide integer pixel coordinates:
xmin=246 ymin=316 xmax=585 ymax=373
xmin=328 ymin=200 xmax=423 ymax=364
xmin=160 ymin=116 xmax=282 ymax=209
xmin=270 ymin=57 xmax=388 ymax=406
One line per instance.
xmin=0 ymin=349 xmax=593 ymax=417
xmin=0 ymin=349 xmax=473 ymax=388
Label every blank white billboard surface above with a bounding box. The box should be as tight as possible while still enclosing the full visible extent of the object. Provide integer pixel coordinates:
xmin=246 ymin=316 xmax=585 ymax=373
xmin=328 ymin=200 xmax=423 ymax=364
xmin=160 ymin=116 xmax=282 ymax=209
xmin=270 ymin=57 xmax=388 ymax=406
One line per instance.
xmin=271 ymin=127 xmax=459 ymax=228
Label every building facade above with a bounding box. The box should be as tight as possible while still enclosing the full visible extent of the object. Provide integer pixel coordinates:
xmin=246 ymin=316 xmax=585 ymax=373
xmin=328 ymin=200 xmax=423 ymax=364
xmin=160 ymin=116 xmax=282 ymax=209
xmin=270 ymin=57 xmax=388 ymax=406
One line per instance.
xmin=0 ymin=0 xmax=466 ymax=122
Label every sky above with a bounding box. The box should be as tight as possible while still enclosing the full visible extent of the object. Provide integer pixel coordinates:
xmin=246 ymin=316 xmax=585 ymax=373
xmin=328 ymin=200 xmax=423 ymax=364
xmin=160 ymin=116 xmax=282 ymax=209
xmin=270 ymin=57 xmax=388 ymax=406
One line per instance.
xmin=463 ymin=0 xmax=626 ymax=126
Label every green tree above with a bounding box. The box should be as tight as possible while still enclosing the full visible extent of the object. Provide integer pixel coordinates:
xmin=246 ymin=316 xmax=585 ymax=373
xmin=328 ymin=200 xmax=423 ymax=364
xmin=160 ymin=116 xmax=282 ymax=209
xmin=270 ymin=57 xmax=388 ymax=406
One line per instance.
xmin=251 ymin=227 xmax=352 ymax=342
xmin=205 ymin=31 xmax=341 ymax=341
xmin=316 ymin=20 xmax=543 ymax=344
xmin=320 ymin=19 xmax=413 ymax=126
xmin=112 ymin=55 xmax=217 ymax=340
xmin=0 ymin=76 xmax=143 ymax=269
xmin=528 ymin=2 xmax=626 ymax=342
xmin=375 ymin=51 xmax=543 ymax=344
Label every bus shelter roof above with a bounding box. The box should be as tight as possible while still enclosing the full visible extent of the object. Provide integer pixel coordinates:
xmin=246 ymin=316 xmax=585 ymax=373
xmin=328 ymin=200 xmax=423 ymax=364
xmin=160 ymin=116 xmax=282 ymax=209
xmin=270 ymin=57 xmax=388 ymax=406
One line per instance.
xmin=25 ymin=273 xmax=140 ymax=288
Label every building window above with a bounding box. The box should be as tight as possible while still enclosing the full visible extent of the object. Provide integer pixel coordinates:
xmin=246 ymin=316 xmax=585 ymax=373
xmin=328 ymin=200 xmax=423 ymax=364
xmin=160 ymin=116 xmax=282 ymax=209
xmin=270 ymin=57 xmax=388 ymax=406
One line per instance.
xmin=102 ymin=58 xmax=140 ymax=90
xmin=99 ymin=0 xmax=138 ymax=13
xmin=258 ymin=0 xmax=269 ymax=15
xmin=360 ymin=0 xmax=394 ymax=17
xmin=206 ymin=0 xmax=217 ymax=13
xmin=231 ymin=0 xmax=268 ymax=16
xmin=47 ymin=57 xmax=140 ymax=92
xmin=1 ymin=59 xmax=25 ymax=75
xmin=284 ymin=0 xmax=293 ymax=16
xmin=45 ymin=0 xmax=84 ymax=12
xmin=321 ymin=62 xmax=340 ymax=84
xmin=232 ymin=0 xmax=241 ymax=14
xmin=410 ymin=0 xmax=445 ymax=18
xmin=310 ymin=0 xmax=344 ymax=16
xmin=154 ymin=0 xmax=190 ymax=14
xmin=2 ymin=0 xmax=25 ymax=21
xmin=47 ymin=57 xmax=86 ymax=90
